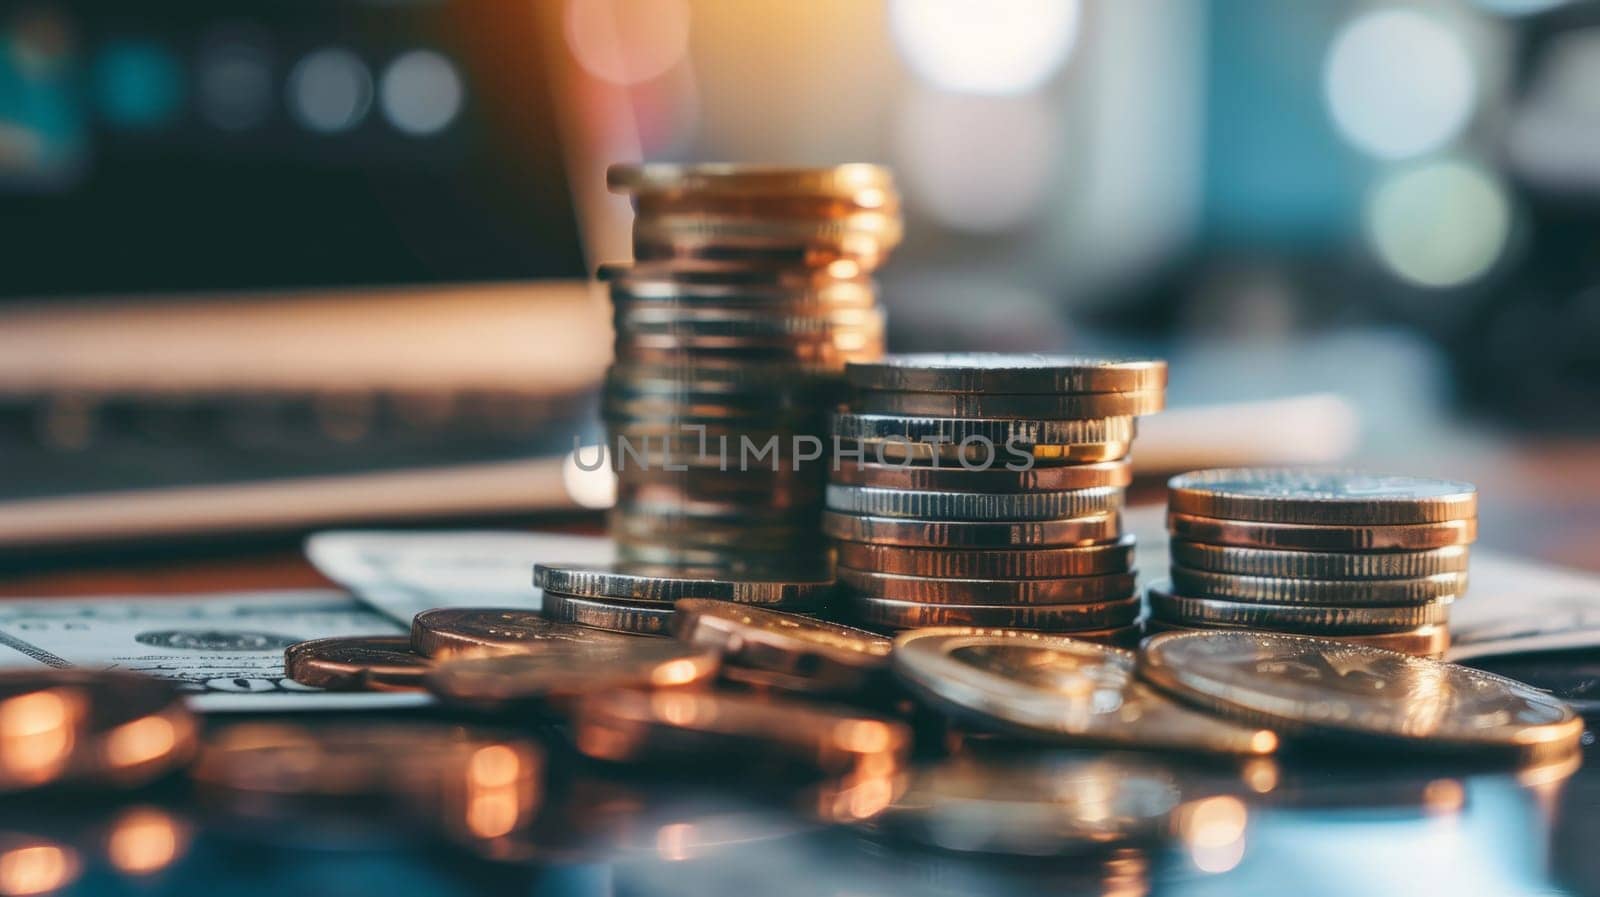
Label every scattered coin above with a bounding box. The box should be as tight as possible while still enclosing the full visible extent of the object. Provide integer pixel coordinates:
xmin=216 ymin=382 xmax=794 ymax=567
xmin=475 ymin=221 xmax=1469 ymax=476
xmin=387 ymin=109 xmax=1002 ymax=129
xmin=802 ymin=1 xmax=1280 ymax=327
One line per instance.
xmin=1167 ymin=513 xmax=1477 ymax=551
xmin=849 ymin=389 xmax=1165 ymax=419
xmin=1168 ymin=568 xmax=1468 ymax=605
xmin=1145 ymin=581 xmax=1449 ymax=633
xmin=847 ymin=594 xmax=1141 ymax=631
xmin=534 ymin=563 xmax=834 ymax=607
xmin=1137 ymin=630 xmax=1583 ymax=760
xmin=283 ymin=636 xmax=430 ymax=691
xmin=426 ymin=640 xmax=719 ymax=711
xmin=829 ymin=458 xmax=1132 ymax=492
xmin=1168 ymin=540 xmax=1471 ymax=579
xmin=1168 ymin=469 xmax=1478 ymax=525
xmin=835 ymin=536 xmax=1135 ymax=579
xmin=844 ymin=354 xmax=1168 ymax=395
xmin=892 ymin=628 xmax=1278 ymax=755
xmin=838 ymin=567 xmax=1137 ymax=606
xmin=824 ymin=484 xmax=1124 ymax=521
xmin=672 ymin=599 xmax=892 ymax=694
xmin=822 ymin=511 xmax=1121 ymax=547
xmin=541 ymin=591 xmax=680 ymax=636
xmin=572 ymin=688 xmax=911 ymax=778
xmin=411 ymin=608 xmax=638 ymax=660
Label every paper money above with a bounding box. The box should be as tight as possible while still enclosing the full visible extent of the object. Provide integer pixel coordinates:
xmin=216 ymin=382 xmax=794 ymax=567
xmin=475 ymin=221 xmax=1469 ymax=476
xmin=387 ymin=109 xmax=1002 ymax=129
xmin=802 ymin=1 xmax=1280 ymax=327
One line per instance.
xmin=0 ymin=589 xmax=428 ymax=712
xmin=306 ymin=529 xmax=614 ymax=625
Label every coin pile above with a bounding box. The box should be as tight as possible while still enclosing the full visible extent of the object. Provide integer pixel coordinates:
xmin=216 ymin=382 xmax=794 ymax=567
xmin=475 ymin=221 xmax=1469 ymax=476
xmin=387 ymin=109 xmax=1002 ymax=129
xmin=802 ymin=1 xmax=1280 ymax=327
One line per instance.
xmin=824 ymin=354 xmax=1166 ymax=639
xmin=1152 ymin=469 xmax=1478 ymax=656
xmin=601 ymin=163 xmax=902 ymax=569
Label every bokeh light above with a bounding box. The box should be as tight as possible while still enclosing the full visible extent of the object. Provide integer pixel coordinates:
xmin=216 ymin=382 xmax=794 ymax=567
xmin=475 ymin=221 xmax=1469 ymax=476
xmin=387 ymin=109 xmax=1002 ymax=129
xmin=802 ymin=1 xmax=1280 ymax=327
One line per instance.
xmin=1324 ymin=9 xmax=1476 ymax=160
xmin=890 ymin=0 xmax=1079 ymax=95
xmin=380 ymin=50 xmax=463 ymax=136
xmin=562 ymin=445 xmax=616 ymax=509
xmin=1366 ymin=160 xmax=1511 ymax=288
xmin=895 ymin=89 xmax=1054 ymax=232
xmin=196 ymin=27 xmax=274 ymax=132
xmin=94 ymin=40 xmax=183 ymax=130
xmin=564 ymin=0 xmax=691 ymax=86
xmin=287 ymin=47 xmax=372 ymax=134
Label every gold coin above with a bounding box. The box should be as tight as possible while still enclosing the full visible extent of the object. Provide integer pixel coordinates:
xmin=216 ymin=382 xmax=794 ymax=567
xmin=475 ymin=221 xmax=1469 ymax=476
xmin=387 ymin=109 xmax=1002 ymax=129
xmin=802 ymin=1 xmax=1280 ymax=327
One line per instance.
xmin=1168 ymin=469 xmax=1477 ymax=525
xmin=862 ymin=751 xmax=1183 ymax=856
xmin=844 ymin=354 xmax=1168 ymax=395
xmin=1146 ymin=581 xmax=1449 ymax=633
xmin=836 ymin=535 xmax=1136 ymax=579
xmin=631 ymin=192 xmax=900 ymax=220
xmin=830 ymin=458 xmax=1132 ymax=492
xmin=411 ymin=608 xmax=639 ymax=661
xmin=1168 ymin=539 xmax=1471 ymax=579
xmin=892 ymin=628 xmax=1277 ymax=754
xmin=283 ymin=636 xmax=430 ymax=691
xmin=822 ymin=510 xmax=1121 ymax=547
xmin=1168 ymin=568 xmax=1468 ymax=606
xmin=607 ymin=163 xmax=895 ymax=199
xmin=572 ymin=688 xmax=910 ymax=778
xmin=851 ymin=389 xmax=1165 ymax=420
xmin=597 ymin=259 xmax=873 ymax=291
xmin=1137 ymin=630 xmax=1583 ymax=760
xmin=847 ymin=594 xmax=1141 ymax=630
xmin=632 ymin=211 xmax=903 ymax=250
xmin=673 ymin=599 xmax=892 ymax=693
xmin=425 ymin=639 xmax=719 ymax=711
xmin=838 ymin=566 xmax=1137 ymax=606
xmin=1142 ymin=620 xmax=1451 ymax=658
xmin=1167 ymin=513 xmax=1477 ymax=550
xmin=540 ymin=592 xmax=679 ymax=636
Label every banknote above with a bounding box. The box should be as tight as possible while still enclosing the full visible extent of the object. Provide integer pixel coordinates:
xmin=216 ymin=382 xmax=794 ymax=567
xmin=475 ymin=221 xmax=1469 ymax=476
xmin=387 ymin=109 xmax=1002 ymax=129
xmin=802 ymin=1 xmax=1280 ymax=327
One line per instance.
xmin=0 ymin=589 xmax=429 ymax=712
xmin=306 ymin=529 xmax=614 ymax=625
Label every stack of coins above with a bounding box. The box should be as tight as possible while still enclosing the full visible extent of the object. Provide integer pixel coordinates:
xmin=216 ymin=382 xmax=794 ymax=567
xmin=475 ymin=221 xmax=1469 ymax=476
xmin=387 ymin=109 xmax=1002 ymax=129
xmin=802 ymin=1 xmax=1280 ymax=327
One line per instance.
xmin=824 ymin=354 xmax=1167 ymax=641
xmin=601 ymin=163 xmax=903 ymax=569
xmin=1152 ymin=469 xmax=1478 ymax=657
xmin=533 ymin=563 xmax=835 ymax=637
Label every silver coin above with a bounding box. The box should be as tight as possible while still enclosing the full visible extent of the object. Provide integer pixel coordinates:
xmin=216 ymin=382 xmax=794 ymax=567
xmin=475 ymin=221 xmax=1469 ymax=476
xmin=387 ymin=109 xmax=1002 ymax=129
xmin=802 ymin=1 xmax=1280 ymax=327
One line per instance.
xmin=822 ymin=511 xmax=1122 ymax=548
xmin=534 ymin=563 xmax=833 ymax=606
xmin=845 ymin=354 xmax=1168 ymax=394
xmin=1167 ymin=469 xmax=1478 ymax=525
xmin=832 ymin=413 xmax=1136 ymax=448
xmin=847 ymin=594 xmax=1142 ymax=630
xmin=1145 ymin=581 xmax=1449 ymax=633
xmin=824 ymin=484 xmax=1124 ymax=522
xmin=1168 ymin=540 xmax=1471 ymax=579
xmin=539 ymin=591 xmax=678 ymax=636
xmin=1168 ymin=567 xmax=1467 ymax=606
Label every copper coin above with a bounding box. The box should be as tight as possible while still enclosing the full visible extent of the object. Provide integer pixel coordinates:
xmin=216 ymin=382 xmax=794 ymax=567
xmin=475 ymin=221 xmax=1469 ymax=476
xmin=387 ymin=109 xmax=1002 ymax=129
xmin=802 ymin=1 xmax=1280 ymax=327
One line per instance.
xmin=892 ymin=628 xmax=1277 ymax=755
xmin=1142 ymin=621 xmax=1452 ymax=658
xmin=837 ymin=567 xmax=1138 ymax=606
xmin=822 ymin=510 xmax=1121 ymax=548
xmin=847 ymin=594 xmax=1141 ymax=631
xmin=0 ymin=670 xmax=197 ymax=791
xmin=672 ymin=599 xmax=891 ymax=692
xmin=1167 ymin=513 xmax=1477 ymax=550
xmin=607 ymin=162 xmax=896 ymax=199
xmin=573 ymin=688 xmax=911 ymax=776
xmin=829 ymin=459 xmax=1132 ymax=493
xmin=851 ymin=389 xmax=1165 ymax=420
xmin=283 ymin=636 xmax=430 ymax=691
xmin=836 ymin=535 xmax=1136 ymax=579
xmin=411 ymin=608 xmax=639 ymax=661
xmin=426 ymin=639 xmax=719 ymax=711
xmin=1167 ymin=469 xmax=1477 ymax=526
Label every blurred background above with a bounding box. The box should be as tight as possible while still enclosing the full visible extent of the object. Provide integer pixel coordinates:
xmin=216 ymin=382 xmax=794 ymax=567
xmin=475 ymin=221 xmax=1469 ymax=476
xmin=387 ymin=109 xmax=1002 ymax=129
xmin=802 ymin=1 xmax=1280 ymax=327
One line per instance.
xmin=1 ymin=0 xmax=1597 ymax=566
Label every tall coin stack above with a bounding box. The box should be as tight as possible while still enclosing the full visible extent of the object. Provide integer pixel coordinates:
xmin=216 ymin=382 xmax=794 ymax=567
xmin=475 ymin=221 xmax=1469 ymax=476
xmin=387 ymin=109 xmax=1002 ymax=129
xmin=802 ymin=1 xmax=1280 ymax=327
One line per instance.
xmin=1152 ymin=469 xmax=1478 ymax=657
xmin=602 ymin=164 xmax=903 ymax=570
xmin=824 ymin=354 xmax=1167 ymax=641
